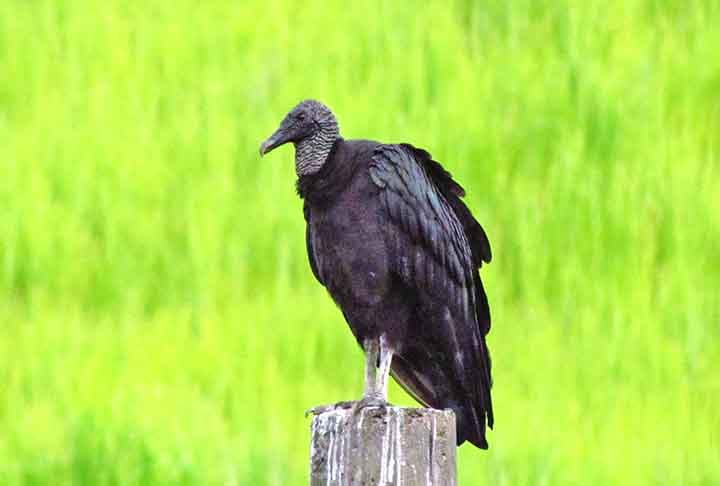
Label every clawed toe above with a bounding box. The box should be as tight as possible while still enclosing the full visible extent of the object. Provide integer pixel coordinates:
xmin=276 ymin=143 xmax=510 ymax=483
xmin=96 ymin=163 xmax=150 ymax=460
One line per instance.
xmin=305 ymin=397 xmax=392 ymax=418
xmin=350 ymin=395 xmax=390 ymax=415
xmin=305 ymin=400 xmax=355 ymax=417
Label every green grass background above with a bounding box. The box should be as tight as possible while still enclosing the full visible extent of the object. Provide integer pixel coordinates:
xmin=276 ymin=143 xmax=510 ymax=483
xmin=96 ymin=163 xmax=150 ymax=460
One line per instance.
xmin=1 ymin=0 xmax=719 ymax=484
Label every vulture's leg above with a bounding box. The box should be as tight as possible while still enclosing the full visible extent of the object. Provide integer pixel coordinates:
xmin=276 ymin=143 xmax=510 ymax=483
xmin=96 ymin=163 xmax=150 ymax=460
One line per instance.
xmin=351 ymin=335 xmax=393 ymax=413
xmin=375 ymin=334 xmax=394 ymax=401
xmin=362 ymin=337 xmax=379 ymax=398
xmin=305 ymin=336 xmax=392 ymax=417
xmin=304 ymin=338 xmax=380 ymax=417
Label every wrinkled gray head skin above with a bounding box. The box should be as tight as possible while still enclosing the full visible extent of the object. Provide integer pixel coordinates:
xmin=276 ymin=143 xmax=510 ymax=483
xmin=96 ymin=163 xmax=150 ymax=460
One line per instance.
xmin=259 ymin=99 xmax=340 ymax=176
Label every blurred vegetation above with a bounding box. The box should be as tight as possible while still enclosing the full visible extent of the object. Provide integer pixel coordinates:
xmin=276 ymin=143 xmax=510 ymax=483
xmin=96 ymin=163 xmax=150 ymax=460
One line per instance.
xmin=1 ymin=0 xmax=719 ymax=484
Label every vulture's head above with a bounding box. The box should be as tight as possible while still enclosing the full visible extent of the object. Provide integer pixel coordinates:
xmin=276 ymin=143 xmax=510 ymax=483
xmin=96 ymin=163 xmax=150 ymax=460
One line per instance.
xmin=259 ymin=99 xmax=339 ymax=175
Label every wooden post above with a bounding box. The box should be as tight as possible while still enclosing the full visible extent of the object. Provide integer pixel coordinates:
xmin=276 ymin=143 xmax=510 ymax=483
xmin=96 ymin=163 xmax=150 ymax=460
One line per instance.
xmin=310 ymin=407 xmax=457 ymax=485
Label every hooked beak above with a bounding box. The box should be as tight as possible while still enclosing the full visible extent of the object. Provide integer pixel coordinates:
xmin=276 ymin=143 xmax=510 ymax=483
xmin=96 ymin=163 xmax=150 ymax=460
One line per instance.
xmin=259 ymin=128 xmax=290 ymax=157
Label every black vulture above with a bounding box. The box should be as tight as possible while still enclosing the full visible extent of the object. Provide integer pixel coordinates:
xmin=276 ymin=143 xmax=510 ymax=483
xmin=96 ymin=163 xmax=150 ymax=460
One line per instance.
xmin=259 ymin=100 xmax=494 ymax=449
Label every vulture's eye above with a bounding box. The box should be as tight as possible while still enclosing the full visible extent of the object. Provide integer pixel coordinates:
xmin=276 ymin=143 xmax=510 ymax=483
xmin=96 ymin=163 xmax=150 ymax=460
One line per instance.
xmin=297 ymin=113 xmax=306 ymax=121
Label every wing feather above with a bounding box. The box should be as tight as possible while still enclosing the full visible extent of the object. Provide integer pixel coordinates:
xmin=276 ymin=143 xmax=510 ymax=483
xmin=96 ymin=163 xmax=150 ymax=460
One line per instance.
xmin=369 ymin=144 xmax=494 ymax=439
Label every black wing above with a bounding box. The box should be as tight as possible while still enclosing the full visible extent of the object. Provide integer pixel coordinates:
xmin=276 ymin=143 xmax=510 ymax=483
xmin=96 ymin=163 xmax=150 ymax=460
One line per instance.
xmin=369 ymin=144 xmax=493 ymax=445
xmin=400 ymin=144 xmax=492 ymax=336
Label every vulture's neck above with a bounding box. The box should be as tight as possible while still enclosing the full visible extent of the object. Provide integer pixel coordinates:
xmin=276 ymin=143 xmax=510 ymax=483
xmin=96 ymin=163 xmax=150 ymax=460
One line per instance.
xmin=296 ymin=138 xmax=355 ymax=206
xmin=294 ymin=123 xmax=339 ymax=177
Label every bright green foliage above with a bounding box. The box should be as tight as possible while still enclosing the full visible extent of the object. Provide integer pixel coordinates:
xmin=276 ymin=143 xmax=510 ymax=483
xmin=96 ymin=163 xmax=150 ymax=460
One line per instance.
xmin=1 ymin=0 xmax=719 ymax=484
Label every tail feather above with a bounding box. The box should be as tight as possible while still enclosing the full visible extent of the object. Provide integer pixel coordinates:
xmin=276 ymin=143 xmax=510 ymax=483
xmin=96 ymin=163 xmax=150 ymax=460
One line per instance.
xmin=454 ymin=403 xmax=488 ymax=449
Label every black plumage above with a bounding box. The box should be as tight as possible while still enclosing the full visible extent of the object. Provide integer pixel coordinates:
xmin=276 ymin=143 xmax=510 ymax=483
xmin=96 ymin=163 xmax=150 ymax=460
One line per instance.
xmin=260 ymin=100 xmax=494 ymax=449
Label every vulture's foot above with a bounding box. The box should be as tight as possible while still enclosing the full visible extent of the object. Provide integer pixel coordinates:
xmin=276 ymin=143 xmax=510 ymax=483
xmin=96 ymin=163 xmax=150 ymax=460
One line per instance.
xmin=304 ymin=400 xmax=355 ymax=417
xmin=350 ymin=394 xmax=390 ymax=415
xmin=304 ymin=396 xmax=391 ymax=418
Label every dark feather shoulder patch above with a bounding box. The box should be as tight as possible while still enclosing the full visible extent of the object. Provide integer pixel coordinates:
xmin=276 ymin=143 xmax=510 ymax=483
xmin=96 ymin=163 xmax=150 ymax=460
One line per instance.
xmin=369 ymin=145 xmax=473 ymax=291
xmin=400 ymin=144 xmax=491 ymax=265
